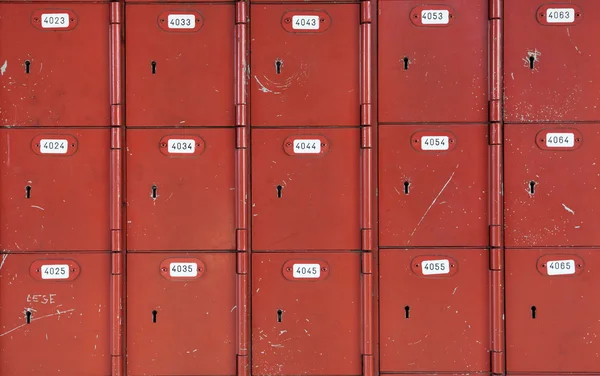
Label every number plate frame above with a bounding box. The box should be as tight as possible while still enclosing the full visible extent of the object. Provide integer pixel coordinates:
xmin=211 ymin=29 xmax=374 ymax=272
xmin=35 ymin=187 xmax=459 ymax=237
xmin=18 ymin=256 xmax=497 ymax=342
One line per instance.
xmin=410 ymin=5 xmax=455 ymax=27
xmin=282 ymin=259 xmax=330 ymax=281
xmin=411 ymin=255 xmax=458 ymax=277
xmin=283 ymin=135 xmax=329 ymax=156
xmin=157 ymin=11 xmax=204 ymax=33
xmin=411 ymin=130 xmax=457 ymax=152
xmin=537 ymin=4 xmax=583 ymax=26
xmin=535 ymin=128 xmax=582 ymax=151
xmin=31 ymin=10 xmax=78 ymax=31
xmin=159 ymin=135 xmax=205 ymax=156
xmin=31 ymin=134 xmax=79 ymax=156
xmin=281 ymin=10 xmax=331 ymax=33
xmin=537 ymin=254 xmax=584 ymax=276
xmin=160 ymin=258 xmax=205 ymax=281
xmin=30 ymin=259 xmax=81 ymax=281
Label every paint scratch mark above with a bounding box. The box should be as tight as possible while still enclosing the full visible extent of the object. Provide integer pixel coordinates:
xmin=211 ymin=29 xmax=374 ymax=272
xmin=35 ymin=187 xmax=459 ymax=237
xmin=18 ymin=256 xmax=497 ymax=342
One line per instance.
xmin=408 ymin=165 xmax=459 ymax=241
xmin=31 ymin=205 xmax=44 ymax=211
xmin=0 ymin=253 xmax=9 ymax=271
xmin=0 ymin=61 xmax=7 ymax=76
xmin=562 ymin=203 xmax=575 ymax=215
xmin=0 ymin=309 xmax=75 ymax=337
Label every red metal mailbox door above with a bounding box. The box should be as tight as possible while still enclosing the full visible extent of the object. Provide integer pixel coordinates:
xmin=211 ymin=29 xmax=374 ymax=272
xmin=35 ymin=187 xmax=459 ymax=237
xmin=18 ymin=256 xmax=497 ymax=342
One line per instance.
xmin=126 ymin=128 xmax=235 ymax=251
xmin=504 ymin=1 xmax=600 ymax=123
xmin=506 ymin=249 xmax=600 ymax=373
xmin=379 ymin=249 xmax=490 ymax=372
xmin=0 ymin=4 xmax=110 ymax=127
xmin=252 ymin=252 xmax=361 ymax=375
xmin=250 ymin=4 xmax=360 ymax=126
xmin=127 ymin=252 xmax=236 ymax=376
xmin=0 ymin=253 xmax=110 ymax=375
xmin=252 ymin=128 xmax=360 ymax=251
xmin=378 ymin=1 xmax=488 ymax=123
xmin=505 ymin=124 xmax=600 ymax=247
xmin=0 ymin=129 xmax=110 ymax=252
xmin=125 ymin=4 xmax=235 ymax=127
xmin=379 ymin=125 xmax=488 ymax=247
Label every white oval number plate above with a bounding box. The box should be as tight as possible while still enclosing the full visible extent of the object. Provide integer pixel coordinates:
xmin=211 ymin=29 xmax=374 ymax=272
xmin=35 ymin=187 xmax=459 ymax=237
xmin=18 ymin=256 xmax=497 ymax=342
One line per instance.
xmin=292 ymin=15 xmax=320 ymax=30
xmin=421 ymin=259 xmax=450 ymax=275
xmin=293 ymin=139 xmax=321 ymax=154
xmin=41 ymin=13 xmax=69 ymax=29
xmin=41 ymin=264 xmax=69 ymax=280
xmin=168 ymin=139 xmax=195 ymax=154
xmin=546 ymin=8 xmax=575 ymax=23
xmin=168 ymin=14 xmax=195 ymax=29
xmin=293 ymin=263 xmax=320 ymax=278
xmin=421 ymin=10 xmax=450 ymax=25
xmin=170 ymin=262 xmax=198 ymax=277
xmin=546 ymin=133 xmax=574 ymax=148
xmin=421 ymin=136 xmax=449 ymax=150
xmin=547 ymin=259 xmax=575 ymax=275
xmin=40 ymin=139 xmax=68 ymax=154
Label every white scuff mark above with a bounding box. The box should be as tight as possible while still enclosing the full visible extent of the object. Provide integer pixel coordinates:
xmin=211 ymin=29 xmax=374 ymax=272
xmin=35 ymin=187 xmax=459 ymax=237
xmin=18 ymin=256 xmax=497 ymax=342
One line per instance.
xmin=254 ymin=75 xmax=280 ymax=94
xmin=230 ymin=305 xmax=237 ymax=312
xmin=39 ymin=63 xmax=43 ymax=73
xmin=511 ymin=72 xmax=515 ymax=80
xmin=271 ymin=344 xmax=284 ymax=348
xmin=31 ymin=205 xmax=45 ymax=211
xmin=0 ymin=308 xmax=75 ymax=337
xmin=0 ymin=61 xmax=7 ymax=76
xmin=408 ymin=165 xmax=459 ymax=241
xmin=562 ymin=203 xmax=575 ymax=215
xmin=279 ymin=330 xmax=287 ymax=335
xmin=394 ymin=186 xmax=401 ymax=195
xmin=452 ymin=286 xmax=458 ymax=295
xmin=0 ymin=253 xmax=9 ymax=271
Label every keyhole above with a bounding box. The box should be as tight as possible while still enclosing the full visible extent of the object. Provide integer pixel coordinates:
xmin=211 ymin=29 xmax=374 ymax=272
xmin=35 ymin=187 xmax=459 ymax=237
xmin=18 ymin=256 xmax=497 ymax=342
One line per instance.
xmin=275 ymin=60 xmax=283 ymax=74
xmin=152 ymin=310 xmax=157 ymax=323
xmin=151 ymin=61 xmax=157 ymax=74
xmin=277 ymin=309 xmax=283 ymax=323
xmin=529 ymin=55 xmax=535 ymax=70
xmin=24 ymin=60 xmax=31 ymax=74
xmin=404 ymin=306 xmax=410 ymax=319
xmin=404 ymin=181 xmax=410 ymax=195
xmin=151 ymin=185 xmax=158 ymax=199
xmin=25 ymin=185 xmax=31 ymax=199
xmin=529 ymin=181 xmax=536 ymax=195
xmin=403 ymin=57 xmax=409 ymax=70
xmin=276 ymin=185 xmax=283 ymax=198
xmin=531 ymin=306 xmax=537 ymax=319
xmin=25 ymin=310 xmax=32 ymax=324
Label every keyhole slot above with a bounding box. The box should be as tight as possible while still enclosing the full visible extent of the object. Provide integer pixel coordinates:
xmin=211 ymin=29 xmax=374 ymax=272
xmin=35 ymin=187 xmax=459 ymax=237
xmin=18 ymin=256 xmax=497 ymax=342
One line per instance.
xmin=275 ymin=60 xmax=283 ymax=74
xmin=152 ymin=310 xmax=157 ymax=323
xmin=529 ymin=55 xmax=535 ymax=70
xmin=403 ymin=57 xmax=409 ymax=70
xmin=24 ymin=60 xmax=31 ymax=74
xmin=529 ymin=181 xmax=536 ymax=195
xmin=151 ymin=61 xmax=157 ymax=74
xmin=277 ymin=309 xmax=283 ymax=323
xmin=276 ymin=185 xmax=283 ymax=198
xmin=404 ymin=305 xmax=410 ymax=319
xmin=25 ymin=310 xmax=32 ymax=324
xmin=25 ymin=185 xmax=31 ymax=199
xmin=151 ymin=185 xmax=158 ymax=199
xmin=531 ymin=306 xmax=536 ymax=319
xmin=404 ymin=181 xmax=410 ymax=195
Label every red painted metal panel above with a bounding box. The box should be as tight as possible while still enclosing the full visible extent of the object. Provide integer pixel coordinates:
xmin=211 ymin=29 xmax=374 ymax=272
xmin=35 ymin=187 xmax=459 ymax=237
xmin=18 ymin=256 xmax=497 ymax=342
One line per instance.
xmin=504 ymin=0 xmax=600 ymax=123
xmin=251 ymin=128 xmax=360 ymax=251
xmin=252 ymin=252 xmax=361 ymax=375
xmin=126 ymin=252 xmax=236 ymax=376
xmin=0 ymin=128 xmax=110 ymax=252
xmin=250 ymin=4 xmax=360 ymax=126
xmin=378 ymin=0 xmax=488 ymax=123
xmin=126 ymin=128 xmax=236 ymax=251
xmin=505 ymin=124 xmax=600 ymax=247
xmin=379 ymin=125 xmax=488 ymax=247
xmin=506 ymin=249 xmax=600 ymax=373
xmin=0 ymin=253 xmax=111 ymax=375
xmin=125 ymin=4 xmax=235 ymax=127
xmin=0 ymin=4 xmax=110 ymax=127
xmin=379 ymin=249 xmax=490 ymax=373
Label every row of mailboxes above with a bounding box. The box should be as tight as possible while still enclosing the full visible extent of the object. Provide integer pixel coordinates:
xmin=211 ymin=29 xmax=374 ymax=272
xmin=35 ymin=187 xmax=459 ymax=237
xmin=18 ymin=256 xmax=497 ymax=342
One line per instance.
xmin=1 ymin=249 xmax=598 ymax=374
xmin=2 ymin=125 xmax=600 ymax=251
xmin=2 ymin=1 xmax=600 ymax=127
